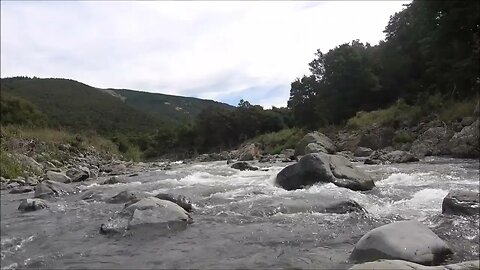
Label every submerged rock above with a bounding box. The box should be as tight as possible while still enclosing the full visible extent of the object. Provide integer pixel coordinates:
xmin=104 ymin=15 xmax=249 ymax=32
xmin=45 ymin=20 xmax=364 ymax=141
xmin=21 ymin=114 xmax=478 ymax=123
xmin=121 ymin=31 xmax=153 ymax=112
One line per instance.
xmin=442 ymin=190 xmax=479 ymax=216
xmin=275 ymin=153 xmax=374 ymax=191
xmin=231 ymin=161 xmax=259 ymax=171
xmin=350 ymin=220 xmax=452 ymax=265
xmin=155 ymin=193 xmax=194 ymax=212
xmin=34 ymin=180 xmax=77 ymax=199
xmin=100 ymin=197 xmax=192 ymax=235
xmin=349 ymin=259 xmax=479 ymax=270
xmin=18 ymin=198 xmax=48 ymax=211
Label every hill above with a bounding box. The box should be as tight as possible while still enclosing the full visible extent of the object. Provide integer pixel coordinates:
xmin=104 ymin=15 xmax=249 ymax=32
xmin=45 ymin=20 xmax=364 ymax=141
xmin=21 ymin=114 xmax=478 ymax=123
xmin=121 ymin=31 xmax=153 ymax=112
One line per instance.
xmin=0 ymin=77 xmax=234 ymax=134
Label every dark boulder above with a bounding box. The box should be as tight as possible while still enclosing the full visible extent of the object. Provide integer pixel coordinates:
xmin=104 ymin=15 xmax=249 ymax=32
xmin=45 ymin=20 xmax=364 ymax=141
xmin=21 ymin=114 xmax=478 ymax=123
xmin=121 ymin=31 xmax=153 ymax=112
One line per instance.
xmin=231 ymin=161 xmax=259 ymax=171
xmin=18 ymin=198 xmax=48 ymax=211
xmin=155 ymin=193 xmax=194 ymax=212
xmin=275 ymin=153 xmax=374 ymax=191
xmin=350 ymin=220 xmax=453 ymax=265
xmin=34 ymin=180 xmax=77 ymax=199
xmin=442 ymin=190 xmax=479 ymax=216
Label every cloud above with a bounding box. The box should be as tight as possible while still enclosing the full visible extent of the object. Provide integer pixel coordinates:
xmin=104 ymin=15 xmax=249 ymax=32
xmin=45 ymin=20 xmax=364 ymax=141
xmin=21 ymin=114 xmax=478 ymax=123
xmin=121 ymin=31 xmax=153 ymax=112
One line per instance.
xmin=1 ymin=1 xmax=410 ymax=108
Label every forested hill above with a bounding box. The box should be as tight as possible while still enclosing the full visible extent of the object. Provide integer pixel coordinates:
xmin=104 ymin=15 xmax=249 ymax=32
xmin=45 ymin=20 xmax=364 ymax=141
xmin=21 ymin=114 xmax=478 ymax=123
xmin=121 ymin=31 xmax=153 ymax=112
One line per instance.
xmin=104 ymin=88 xmax=233 ymax=123
xmin=0 ymin=77 xmax=233 ymax=134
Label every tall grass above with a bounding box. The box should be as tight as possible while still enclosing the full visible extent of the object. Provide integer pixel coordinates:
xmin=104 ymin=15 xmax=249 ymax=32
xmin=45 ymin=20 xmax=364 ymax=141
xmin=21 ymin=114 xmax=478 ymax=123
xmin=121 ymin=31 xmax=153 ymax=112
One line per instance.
xmin=249 ymin=128 xmax=305 ymax=154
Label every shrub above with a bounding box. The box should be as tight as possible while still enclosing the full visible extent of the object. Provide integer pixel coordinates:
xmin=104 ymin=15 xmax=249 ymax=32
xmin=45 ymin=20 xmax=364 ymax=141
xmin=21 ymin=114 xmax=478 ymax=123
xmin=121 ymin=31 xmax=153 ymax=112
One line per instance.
xmin=249 ymin=128 xmax=305 ymax=154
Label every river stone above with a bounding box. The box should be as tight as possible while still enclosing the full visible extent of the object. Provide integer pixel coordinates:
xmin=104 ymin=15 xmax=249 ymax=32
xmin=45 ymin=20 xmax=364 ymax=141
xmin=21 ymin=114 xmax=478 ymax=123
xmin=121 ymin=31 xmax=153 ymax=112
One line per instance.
xmin=231 ymin=161 xmax=259 ymax=171
xmin=349 ymin=259 xmax=479 ymax=270
xmin=80 ymin=190 xmax=104 ymax=201
xmin=106 ymin=190 xmax=148 ymax=204
xmin=34 ymin=180 xmax=77 ymax=199
xmin=442 ymin=190 xmax=479 ymax=216
xmin=18 ymin=198 xmax=48 ymax=211
xmin=100 ymin=197 xmax=192 ymax=234
xmin=237 ymin=143 xmax=261 ymax=161
xmin=9 ymin=186 xmax=34 ymax=194
xmin=379 ymin=150 xmax=419 ymax=164
xmin=295 ymin=131 xmax=336 ymax=156
xmin=101 ymin=176 xmax=127 ymax=185
xmin=155 ymin=193 xmax=194 ymax=212
xmin=46 ymin=171 xmax=71 ymax=183
xmin=275 ymin=153 xmax=374 ymax=191
xmin=305 ymin=142 xmax=328 ymax=155
xmin=350 ymin=220 xmax=453 ymax=265
xmin=448 ymin=120 xmax=479 ymax=158
xmin=66 ymin=168 xmax=89 ymax=182
xmin=354 ymin=147 xmax=373 ymax=157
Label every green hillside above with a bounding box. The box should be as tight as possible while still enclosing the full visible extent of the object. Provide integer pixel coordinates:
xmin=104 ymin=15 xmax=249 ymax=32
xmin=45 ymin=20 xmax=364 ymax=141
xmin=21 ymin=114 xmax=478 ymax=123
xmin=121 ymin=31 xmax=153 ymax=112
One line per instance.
xmin=1 ymin=77 xmax=163 ymax=134
xmin=104 ymin=88 xmax=233 ymax=123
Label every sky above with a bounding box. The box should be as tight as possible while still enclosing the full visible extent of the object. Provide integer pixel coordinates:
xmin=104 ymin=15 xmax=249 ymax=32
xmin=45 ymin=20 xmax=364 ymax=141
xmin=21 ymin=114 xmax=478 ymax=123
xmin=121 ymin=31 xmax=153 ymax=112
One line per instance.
xmin=1 ymin=1 xmax=410 ymax=108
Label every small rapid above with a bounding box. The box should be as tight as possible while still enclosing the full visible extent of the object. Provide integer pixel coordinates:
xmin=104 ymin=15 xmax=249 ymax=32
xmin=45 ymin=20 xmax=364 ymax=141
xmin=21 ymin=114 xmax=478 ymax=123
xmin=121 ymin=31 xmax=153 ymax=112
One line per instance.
xmin=1 ymin=157 xmax=478 ymax=269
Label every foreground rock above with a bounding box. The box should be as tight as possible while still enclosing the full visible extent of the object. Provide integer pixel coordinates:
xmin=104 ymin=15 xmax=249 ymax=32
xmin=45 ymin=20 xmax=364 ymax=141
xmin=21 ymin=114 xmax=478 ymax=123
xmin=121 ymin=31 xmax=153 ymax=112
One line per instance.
xmin=18 ymin=198 xmax=48 ymax=211
xmin=34 ymin=180 xmax=77 ymax=199
xmin=442 ymin=190 xmax=479 ymax=216
xmin=350 ymin=259 xmax=479 ymax=270
xmin=276 ymin=153 xmax=374 ymax=191
xmin=100 ymin=197 xmax=192 ymax=235
xmin=231 ymin=161 xmax=259 ymax=171
xmin=448 ymin=120 xmax=479 ymax=158
xmin=295 ymin=132 xmax=336 ymax=156
xmin=106 ymin=190 xmax=148 ymax=204
xmin=350 ymin=220 xmax=452 ymax=265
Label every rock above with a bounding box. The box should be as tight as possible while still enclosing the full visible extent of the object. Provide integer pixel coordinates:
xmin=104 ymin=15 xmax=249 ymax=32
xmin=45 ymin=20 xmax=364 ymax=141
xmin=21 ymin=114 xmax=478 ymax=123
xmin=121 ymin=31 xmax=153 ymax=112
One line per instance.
xmin=13 ymin=154 xmax=43 ymax=173
xmin=349 ymin=259 xmax=479 ymax=270
xmin=295 ymin=132 xmax=336 ymax=156
xmin=196 ymin=152 xmax=232 ymax=162
xmin=323 ymin=199 xmax=367 ymax=214
xmin=100 ymin=163 xmax=127 ymax=175
xmin=18 ymin=198 xmax=48 ymax=211
xmin=442 ymin=190 xmax=479 ymax=216
xmin=275 ymin=153 xmax=374 ymax=191
xmin=379 ymin=150 xmax=419 ymax=163
xmin=237 ymin=144 xmax=262 ymax=161
xmin=155 ymin=193 xmax=194 ymax=212
xmin=305 ymin=142 xmax=327 ymax=154
xmin=46 ymin=171 xmax=71 ymax=183
xmin=461 ymin=117 xmax=475 ymax=127
xmin=80 ymin=190 xmax=104 ymax=201
xmin=25 ymin=177 xmax=39 ymax=186
xmin=106 ymin=190 xmax=148 ymax=204
xmin=411 ymin=126 xmax=454 ymax=157
xmin=66 ymin=168 xmax=89 ymax=182
xmin=358 ymin=127 xmax=395 ymax=150
xmin=50 ymin=159 xmax=63 ymax=167
xmin=101 ymin=176 xmax=126 ymax=185
xmin=350 ymin=220 xmax=453 ymax=265
xmin=354 ymin=147 xmax=373 ymax=157
xmin=448 ymin=120 xmax=479 ymax=158
xmin=6 ymin=182 xmax=20 ymax=189
xmin=281 ymin=149 xmax=296 ymax=160
xmin=34 ymin=180 xmax=77 ymax=199
xmin=100 ymin=197 xmax=192 ymax=234
xmin=231 ymin=161 xmax=259 ymax=171
xmin=9 ymin=186 xmax=34 ymax=194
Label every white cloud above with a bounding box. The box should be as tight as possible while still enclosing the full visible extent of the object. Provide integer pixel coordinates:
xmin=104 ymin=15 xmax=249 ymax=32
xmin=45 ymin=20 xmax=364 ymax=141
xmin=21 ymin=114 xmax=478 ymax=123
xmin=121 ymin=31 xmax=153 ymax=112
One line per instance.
xmin=1 ymin=1 xmax=410 ymax=107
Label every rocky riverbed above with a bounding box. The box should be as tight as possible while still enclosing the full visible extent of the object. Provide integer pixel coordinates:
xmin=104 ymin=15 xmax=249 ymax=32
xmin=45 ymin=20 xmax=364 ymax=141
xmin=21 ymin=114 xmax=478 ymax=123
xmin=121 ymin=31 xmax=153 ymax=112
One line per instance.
xmin=1 ymin=156 xmax=478 ymax=269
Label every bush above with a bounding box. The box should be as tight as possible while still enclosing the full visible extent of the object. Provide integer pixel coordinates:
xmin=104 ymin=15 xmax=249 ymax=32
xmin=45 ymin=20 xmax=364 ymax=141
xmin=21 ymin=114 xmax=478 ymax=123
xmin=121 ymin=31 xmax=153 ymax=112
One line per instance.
xmin=438 ymin=99 xmax=476 ymax=122
xmin=249 ymin=128 xmax=305 ymax=155
xmin=0 ymin=150 xmax=24 ymax=179
xmin=393 ymin=130 xmax=416 ymax=144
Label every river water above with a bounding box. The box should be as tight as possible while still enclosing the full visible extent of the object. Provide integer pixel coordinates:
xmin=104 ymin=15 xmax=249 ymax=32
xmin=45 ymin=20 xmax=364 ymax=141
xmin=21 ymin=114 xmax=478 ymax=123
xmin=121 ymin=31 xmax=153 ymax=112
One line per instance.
xmin=1 ymin=157 xmax=479 ymax=269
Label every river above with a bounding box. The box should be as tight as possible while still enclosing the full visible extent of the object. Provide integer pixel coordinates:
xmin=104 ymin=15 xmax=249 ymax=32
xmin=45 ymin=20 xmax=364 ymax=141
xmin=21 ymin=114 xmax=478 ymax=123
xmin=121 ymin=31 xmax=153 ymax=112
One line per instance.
xmin=1 ymin=157 xmax=479 ymax=269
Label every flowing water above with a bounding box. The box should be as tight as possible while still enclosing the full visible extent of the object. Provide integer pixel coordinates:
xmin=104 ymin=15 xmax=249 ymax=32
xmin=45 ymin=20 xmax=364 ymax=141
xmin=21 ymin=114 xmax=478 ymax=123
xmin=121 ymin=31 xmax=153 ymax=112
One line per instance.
xmin=1 ymin=157 xmax=479 ymax=269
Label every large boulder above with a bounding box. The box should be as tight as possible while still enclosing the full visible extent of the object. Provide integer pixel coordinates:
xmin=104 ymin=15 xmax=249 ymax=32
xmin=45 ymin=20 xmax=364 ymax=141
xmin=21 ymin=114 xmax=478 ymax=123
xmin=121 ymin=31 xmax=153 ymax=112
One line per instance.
xmin=350 ymin=259 xmax=479 ymax=270
xmin=295 ymin=132 xmax=336 ymax=156
xmin=237 ymin=144 xmax=261 ymax=161
xmin=18 ymin=198 xmax=48 ymax=211
xmin=442 ymin=190 xmax=479 ymax=216
xmin=275 ymin=153 xmax=374 ymax=191
xmin=411 ymin=127 xmax=454 ymax=157
xmin=34 ymin=180 xmax=77 ymax=199
xmin=354 ymin=147 xmax=373 ymax=157
xmin=100 ymin=197 xmax=192 ymax=234
xmin=448 ymin=120 xmax=479 ymax=158
xmin=350 ymin=220 xmax=453 ymax=265
xmin=231 ymin=161 xmax=259 ymax=171
xmin=106 ymin=190 xmax=148 ymax=204
xmin=46 ymin=171 xmax=71 ymax=183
